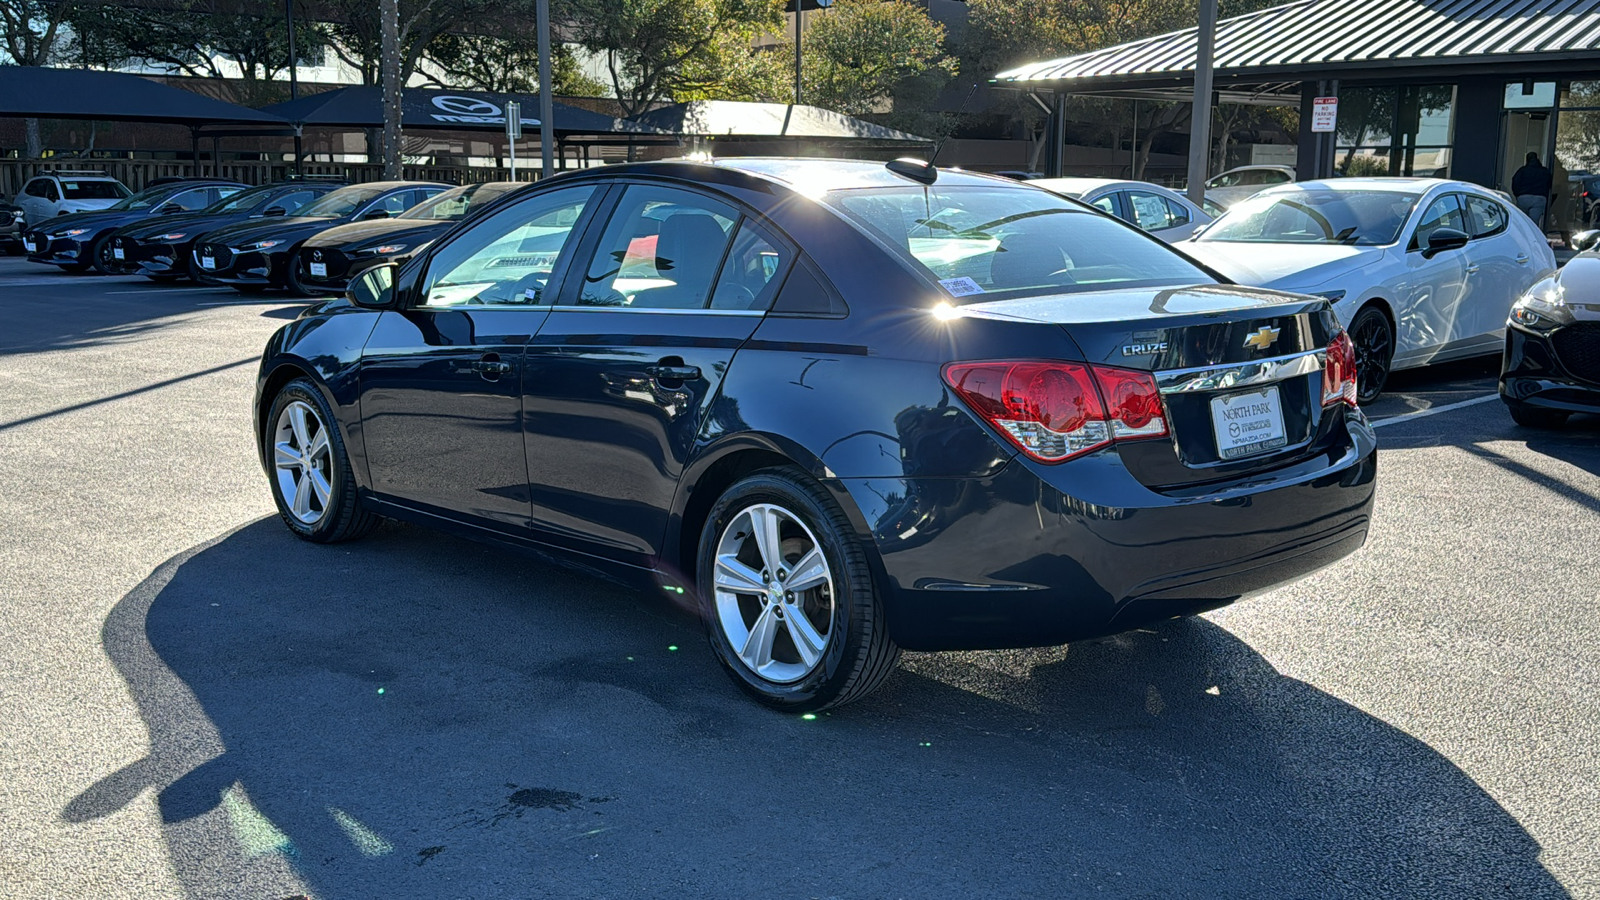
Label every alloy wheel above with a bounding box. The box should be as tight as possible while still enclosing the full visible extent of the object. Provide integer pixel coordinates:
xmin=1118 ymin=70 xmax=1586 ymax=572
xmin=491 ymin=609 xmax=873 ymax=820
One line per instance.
xmin=1351 ymin=313 xmax=1392 ymax=404
xmin=712 ymin=503 xmax=836 ymax=684
xmin=273 ymin=399 xmax=334 ymax=525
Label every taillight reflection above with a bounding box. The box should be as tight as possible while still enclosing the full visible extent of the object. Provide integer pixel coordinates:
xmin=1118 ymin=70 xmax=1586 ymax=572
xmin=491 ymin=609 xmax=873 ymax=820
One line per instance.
xmin=943 ymin=360 xmax=1167 ymax=463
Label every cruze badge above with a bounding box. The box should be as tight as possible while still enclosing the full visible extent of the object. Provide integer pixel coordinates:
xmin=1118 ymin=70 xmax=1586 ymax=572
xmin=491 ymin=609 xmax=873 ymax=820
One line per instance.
xmin=1243 ymin=326 xmax=1281 ymax=351
xmin=1121 ymin=341 xmax=1168 ymax=356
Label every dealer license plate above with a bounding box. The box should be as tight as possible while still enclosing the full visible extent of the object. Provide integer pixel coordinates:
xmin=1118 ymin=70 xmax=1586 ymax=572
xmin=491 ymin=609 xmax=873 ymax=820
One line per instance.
xmin=309 ymin=262 xmax=327 ymax=277
xmin=113 ymin=246 xmax=124 ymax=259
xmin=23 ymin=240 xmax=36 ymax=252
xmin=200 ymin=255 xmax=215 ymax=269
xmin=1211 ymin=385 xmax=1288 ymax=459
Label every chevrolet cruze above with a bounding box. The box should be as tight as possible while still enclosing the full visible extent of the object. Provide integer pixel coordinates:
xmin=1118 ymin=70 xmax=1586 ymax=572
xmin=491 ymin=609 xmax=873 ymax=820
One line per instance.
xmin=254 ymin=158 xmax=1378 ymax=711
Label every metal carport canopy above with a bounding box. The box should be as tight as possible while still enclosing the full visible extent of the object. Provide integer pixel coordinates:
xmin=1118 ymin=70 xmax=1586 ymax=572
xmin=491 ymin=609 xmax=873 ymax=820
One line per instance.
xmin=258 ymin=86 xmax=654 ymax=135
xmin=0 ymin=65 xmax=288 ymax=124
xmin=993 ymin=0 xmax=1600 ymax=92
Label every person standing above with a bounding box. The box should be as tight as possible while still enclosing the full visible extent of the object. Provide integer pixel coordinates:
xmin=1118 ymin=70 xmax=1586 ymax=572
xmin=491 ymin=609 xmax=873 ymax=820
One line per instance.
xmin=1513 ymin=152 xmax=1552 ymax=227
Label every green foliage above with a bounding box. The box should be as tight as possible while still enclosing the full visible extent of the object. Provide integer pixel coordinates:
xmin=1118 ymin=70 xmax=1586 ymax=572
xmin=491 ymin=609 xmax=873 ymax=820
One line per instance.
xmin=0 ymin=0 xmax=72 ymax=66
xmin=562 ymin=0 xmax=786 ymax=116
xmin=800 ymin=0 xmax=955 ymax=118
xmin=425 ymin=30 xmax=609 ymax=96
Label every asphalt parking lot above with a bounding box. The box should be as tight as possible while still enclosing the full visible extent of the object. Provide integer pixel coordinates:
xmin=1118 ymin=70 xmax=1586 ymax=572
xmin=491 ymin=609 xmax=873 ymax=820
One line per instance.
xmin=2 ymin=255 xmax=1597 ymax=899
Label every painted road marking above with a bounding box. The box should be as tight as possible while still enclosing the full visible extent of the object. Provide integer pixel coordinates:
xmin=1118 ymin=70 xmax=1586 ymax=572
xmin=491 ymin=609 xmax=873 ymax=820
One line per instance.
xmin=1369 ymin=394 xmax=1499 ymax=428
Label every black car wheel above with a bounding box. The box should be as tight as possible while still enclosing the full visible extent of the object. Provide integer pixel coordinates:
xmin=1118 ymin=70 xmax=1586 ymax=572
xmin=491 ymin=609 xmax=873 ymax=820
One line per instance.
xmin=1349 ymin=306 xmax=1394 ymax=405
xmin=285 ymin=250 xmax=320 ymax=297
xmin=1507 ymin=400 xmax=1569 ymax=429
xmin=91 ymin=235 xmax=118 ymax=275
xmin=696 ymin=469 xmax=900 ymax=712
xmin=264 ymin=378 xmax=383 ymax=543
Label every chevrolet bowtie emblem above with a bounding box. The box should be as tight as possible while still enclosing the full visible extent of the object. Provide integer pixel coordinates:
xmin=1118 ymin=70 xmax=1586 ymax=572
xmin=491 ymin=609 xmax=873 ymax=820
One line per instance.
xmin=1243 ymin=326 xmax=1281 ymax=351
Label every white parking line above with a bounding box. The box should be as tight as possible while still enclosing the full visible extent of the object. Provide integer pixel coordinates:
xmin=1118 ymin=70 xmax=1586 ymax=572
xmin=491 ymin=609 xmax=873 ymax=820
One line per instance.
xmin=1369 ymin=393 xmax=1499 ymax=428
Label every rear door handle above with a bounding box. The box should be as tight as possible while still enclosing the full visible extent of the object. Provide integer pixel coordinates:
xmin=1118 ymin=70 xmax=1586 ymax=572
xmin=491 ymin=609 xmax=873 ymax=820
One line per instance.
xmin=645 ymin=364 xmax=700 ymax=382
xmin=1465 ymin=264 xmax=1480 ymax=274
xmin=471 ymin=355 xmax=512 ymax=378
xmin=1515 ymin=254 xmax=1530 ymax=264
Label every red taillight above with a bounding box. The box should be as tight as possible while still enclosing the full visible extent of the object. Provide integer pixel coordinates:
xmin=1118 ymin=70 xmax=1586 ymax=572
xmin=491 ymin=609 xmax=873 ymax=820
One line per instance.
xmin=1322 ymin=331 xmax=1358 ymax=407
xmin=943 ymin=360 xmax=1167 ymax=463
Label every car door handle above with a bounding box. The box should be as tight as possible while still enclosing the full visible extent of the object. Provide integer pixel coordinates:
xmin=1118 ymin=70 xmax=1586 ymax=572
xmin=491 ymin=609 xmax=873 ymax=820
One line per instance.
xmin=645 ymin=363 xmax=700 ymax=382
xmin=1515 ymin=254 xmax=1530 ymax=264
xmin=471 ymin=358 xmax=512 ymax=376
xmin=1466 ymin=264 xmax=1480 ymax=274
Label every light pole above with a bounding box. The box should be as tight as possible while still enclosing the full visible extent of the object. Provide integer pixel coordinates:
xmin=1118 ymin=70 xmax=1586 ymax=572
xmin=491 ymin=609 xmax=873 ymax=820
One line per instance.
xmin=537 ymin=0 xmax=554 ymax=177
xmin=794 ymin=1 xmax=804 ymax=105
xmin=1186 ymin=0 xmax=1218 ymax=207
xmin=284 ymin=0 xmax=302 ymax=175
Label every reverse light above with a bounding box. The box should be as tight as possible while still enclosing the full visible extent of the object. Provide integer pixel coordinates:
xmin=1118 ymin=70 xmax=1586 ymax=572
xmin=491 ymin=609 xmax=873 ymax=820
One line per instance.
xmin=943 ymin=360 xmax=1167 ymax=463
xmin=1322 ymin=331 xmax=1358 ymax=407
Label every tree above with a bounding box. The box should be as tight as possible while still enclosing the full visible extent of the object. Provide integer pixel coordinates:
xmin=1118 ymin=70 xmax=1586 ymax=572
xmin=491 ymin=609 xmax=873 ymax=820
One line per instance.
xmin=799 ymin=0 xmax=955 ymax=129
xmin=562 ymin=0 xmax=785 ymax=117
xmin=1 ymin=0 xmax=75 ymax=156
xmin=424 ymin=29 xmax=609 ymax=95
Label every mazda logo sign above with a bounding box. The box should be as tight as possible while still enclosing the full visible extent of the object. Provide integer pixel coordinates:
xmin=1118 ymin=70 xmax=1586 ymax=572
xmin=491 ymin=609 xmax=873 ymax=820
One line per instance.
xmin=432 ymin=96 xmax=500 ymax=117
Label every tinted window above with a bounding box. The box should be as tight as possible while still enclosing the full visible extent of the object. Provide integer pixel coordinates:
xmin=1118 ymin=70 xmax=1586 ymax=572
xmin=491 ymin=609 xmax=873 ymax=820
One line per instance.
xmin=167 ymin=188 xmax=213 ymax=211
xmin=372 ymin=192 xmax=414 ymax=216
xmin=1200 ymin=189 xmax=1421 ymax=246
xmin=1128 ymin=190 xmax=1176 ymax=231
xmin=1164 ymin=197 xmax=1191 ymax=227
xmin=272 ymin=190 xmax=321 ymax=214
xmin=1090 ymin=194 xmax=1118 ymax=216
xmin=24 ymin=180 xmax=48 ymax=198
xmin=829 ymin=184 xmax=1210 ymax=301
xmin=710 ymin=222 xmax=791 ymax=311
xmin=1464 ymin=195 xmax=1509 ymax=238
xmin=298 ymin=185 xmax=389 ymax=218
xmin=403 ymin=183 xmax=512 ymax=221
xmin=1409 ymin=194 xmax=1466 ymax=251
xmin=59 ymin=180 xmax=127 ymax=201
xmin=422 ymin=185 xmax=594 ymax=308
xmin=578 ymin=185 xmax=738 ymax=309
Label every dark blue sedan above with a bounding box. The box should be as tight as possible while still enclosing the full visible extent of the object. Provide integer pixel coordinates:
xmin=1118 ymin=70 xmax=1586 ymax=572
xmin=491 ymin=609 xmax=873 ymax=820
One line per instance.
xmin=253 ymin=158 xmax=1377 ymax=711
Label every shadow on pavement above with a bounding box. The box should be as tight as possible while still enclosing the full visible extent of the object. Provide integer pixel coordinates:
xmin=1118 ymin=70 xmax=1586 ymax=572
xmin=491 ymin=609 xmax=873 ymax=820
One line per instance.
xmin=68 ymin=519 xmax=1567 ymax=898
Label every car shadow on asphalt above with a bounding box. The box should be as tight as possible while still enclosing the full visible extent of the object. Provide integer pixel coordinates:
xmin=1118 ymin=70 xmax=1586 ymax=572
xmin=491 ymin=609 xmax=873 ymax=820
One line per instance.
xmin=65 ymin=518 xmax=1569 ymax=899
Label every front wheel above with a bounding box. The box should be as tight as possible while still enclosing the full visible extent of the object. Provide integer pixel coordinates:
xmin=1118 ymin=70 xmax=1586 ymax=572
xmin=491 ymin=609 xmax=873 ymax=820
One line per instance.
xmin=696 ymin=470 xmax=899 ymax=712
xmin=264 ymin=378 xmax=382 ymax=542
xmin=1349 ymin=305 xmax=1394 ymax=404
xmin=285 ymin=250 xmax=319 ymax=297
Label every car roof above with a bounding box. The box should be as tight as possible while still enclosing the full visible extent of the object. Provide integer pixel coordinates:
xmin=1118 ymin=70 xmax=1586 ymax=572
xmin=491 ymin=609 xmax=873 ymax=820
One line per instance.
xmin=604 ymin=157 xmax=1016 ymax=194
xmin=341 ymin=180 xmax=450 ymax=191
xmin=39 ymin=173 xmax=121 ymax=182
xmin=1029 ymin=177 xmax=1124 ymax=195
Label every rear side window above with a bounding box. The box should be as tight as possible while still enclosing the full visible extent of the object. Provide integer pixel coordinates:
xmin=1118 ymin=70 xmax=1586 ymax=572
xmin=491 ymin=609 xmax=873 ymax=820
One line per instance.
xmin=828 ymin=184 xmax=1210 ymax=301
xmin=1464 ymin=195 xmax=1508 ymax=238
xmin=1164 ymin=197 xmax=1191 ymax=227
xmin=577 ymin=184 xmax=738 ymax=309
xmin=709 ymin=222 xmax=791 ymax=311
xmin=1128 ymin=190 xmax=1176 ymax=231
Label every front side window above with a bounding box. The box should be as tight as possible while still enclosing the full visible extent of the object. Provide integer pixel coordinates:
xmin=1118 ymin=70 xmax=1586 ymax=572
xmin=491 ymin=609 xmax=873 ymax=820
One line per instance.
xmin=1128 ymin=190 xmax=1176 ymax=231
xmin=208 ymin=186 xmax=274 ymax=214
xmin=297 ymin=185 xmax=388 ymax=219
xmin=403 ymin=183 xmax=512 ymax=221
xmin=1090 ymin=194 xmax=1118 ymax=216
xmin=25 ymin=179 xmax=48 ymax=198
xmin=422 ymin=185 xmax=594 ymax=308
xmin=1199 ymin=189 xmax=1421 ymax=246
xmin=828 ymin=184 xmax=1210 ymax=301
xmin=578 ymin=185 xmax=738 ymax=309
xmin=1409 ymin=194 xmax=1467 ymax=251
xmin=167 ymin=188 xmax=213 ymax=211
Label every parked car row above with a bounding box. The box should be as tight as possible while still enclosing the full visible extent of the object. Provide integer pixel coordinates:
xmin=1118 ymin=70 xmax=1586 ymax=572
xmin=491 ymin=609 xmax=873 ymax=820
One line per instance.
xmin=13 ymin=176 xmax=524 ymax=296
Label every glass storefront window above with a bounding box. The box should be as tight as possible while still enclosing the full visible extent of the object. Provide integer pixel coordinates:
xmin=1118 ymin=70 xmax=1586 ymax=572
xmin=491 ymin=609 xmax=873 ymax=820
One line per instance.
xmin=1552 ymin=82 xmax=1600 ymax=241
xmin=1335 ymin=85 xmax=1454 ymax=177
xmin=1505 ymin=82 xmax=1558 ymax=109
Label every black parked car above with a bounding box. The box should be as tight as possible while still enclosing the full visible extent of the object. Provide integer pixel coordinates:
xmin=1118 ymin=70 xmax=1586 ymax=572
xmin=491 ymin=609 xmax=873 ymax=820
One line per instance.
xmin=21 ymin=179 xmax=248 ymax=273
xmin=0 ymin=199 xmax=23 ymax=254
xmin=195 ymin=181 xmax=447 ymax=294
xmin=1501 ymin=238 xmax=1600 ymax=426
xmin=106 ymin=181 xmax=346 ymax=281
xmin=296 ymin=180 xmax=524 ymax=292
xmin=253 ymin=158 xmax=1377 ymax=711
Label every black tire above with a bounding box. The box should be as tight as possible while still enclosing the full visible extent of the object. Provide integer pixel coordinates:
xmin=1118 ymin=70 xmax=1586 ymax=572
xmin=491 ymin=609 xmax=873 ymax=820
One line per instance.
xmin=1507 ymin=400 xmax=1568 ymax=429
xmin=1349 ymin=305 xmax=1394 ymax=405
xmin=285 ymin=250 xmax=318 ymax=297
xmin=90 ymin=234 xmax=118 ymax=275
xmin=696 ymin=469 xmax=899 ymax=712
xmin=263 ymin=378 xmax=383 ymax=543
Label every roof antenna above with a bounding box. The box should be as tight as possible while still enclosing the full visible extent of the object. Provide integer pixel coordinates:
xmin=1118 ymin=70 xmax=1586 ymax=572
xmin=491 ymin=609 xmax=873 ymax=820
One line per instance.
xmin=931 ymin=81 xmax=980 ymax=167
xmin=885 ymin=81 xmax=980 ymax=186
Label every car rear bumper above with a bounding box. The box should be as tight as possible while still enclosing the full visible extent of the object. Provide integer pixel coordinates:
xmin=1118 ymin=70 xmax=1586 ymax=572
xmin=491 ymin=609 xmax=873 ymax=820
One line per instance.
xmin=839 ymin=416 xmax=1378 ymax=651
xmin=1501 ymin=322 xmax=1600 ymax=413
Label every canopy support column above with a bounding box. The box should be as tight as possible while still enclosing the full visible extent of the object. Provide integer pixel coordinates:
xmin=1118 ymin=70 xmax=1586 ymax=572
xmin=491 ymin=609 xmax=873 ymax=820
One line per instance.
xmin=1186 ymin=0 xmax=1219 ymax=206
xmin=190 ymin=128 xmax=201 ymax=179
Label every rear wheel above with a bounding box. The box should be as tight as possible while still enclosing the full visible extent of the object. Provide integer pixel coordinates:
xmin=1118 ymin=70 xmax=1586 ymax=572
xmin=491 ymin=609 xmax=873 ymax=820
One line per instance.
xmin=264 ymin=378 xmax=383 ymax=543
xmin=1507 ymin=400 xmax=1569 ymax=429
xmin=696 ymin=470 xmax=899 ymax=712
xmin=1349 ymin=305 xmax=1393 ymax=404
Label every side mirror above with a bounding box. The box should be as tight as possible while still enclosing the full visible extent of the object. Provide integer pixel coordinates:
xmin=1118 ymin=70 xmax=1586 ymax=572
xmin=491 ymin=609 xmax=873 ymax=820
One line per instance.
xmin=158 ymin=203 xmax=184 ymax=215
xmin=361 ymin=208 xmax=392 ymax=220
xmin=346 ymin=262 xmax=398 ymax=309
xmin=261 ymin=206 xmax=288 ymax=217
xmin=1422 ymin=227 xmax=1470 ymax=258
xmin=1572 ymin=229 xmax=1600 ymax=253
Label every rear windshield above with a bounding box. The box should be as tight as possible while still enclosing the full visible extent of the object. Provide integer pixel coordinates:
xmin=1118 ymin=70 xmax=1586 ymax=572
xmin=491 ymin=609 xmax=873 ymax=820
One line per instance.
xmin=403 ymin=182 xmax=516 ymax=220
xmin=297 ymin=184 xmax=388 ymax=218
xmin=1198 ymin=189 xmax=1422 ymax=246
xmin=826 ymin=185 xmax=1211 ymax=302
xmin=62 ymin=180 xmax=131 ymax=201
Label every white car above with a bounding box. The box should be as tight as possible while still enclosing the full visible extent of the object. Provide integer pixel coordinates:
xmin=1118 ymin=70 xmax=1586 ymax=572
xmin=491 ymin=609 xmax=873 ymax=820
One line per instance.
xmin=1205 ymin=165 xmax=1297 ymax=209
xmin=1182 ymin=178 xmax=1556 ymax=403
xmin=1030 ymin=178 xmax=1214 ymax=242
xmin=14 ymin=172 xmax=131 ymax=221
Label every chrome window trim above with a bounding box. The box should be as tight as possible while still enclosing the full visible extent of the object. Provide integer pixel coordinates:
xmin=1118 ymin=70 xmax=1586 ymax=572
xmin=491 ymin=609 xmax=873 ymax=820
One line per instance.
xmin=1156 ymin=348 xmax=1326 ymax=395
xmin=545 ymin=305 xmax=765 ymax=317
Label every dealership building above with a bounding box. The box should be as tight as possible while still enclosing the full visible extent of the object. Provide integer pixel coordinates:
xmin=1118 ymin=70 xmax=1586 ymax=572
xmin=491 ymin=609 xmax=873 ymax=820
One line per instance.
xmin=995 ymin=0 xmax=1600 ymax=241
